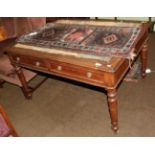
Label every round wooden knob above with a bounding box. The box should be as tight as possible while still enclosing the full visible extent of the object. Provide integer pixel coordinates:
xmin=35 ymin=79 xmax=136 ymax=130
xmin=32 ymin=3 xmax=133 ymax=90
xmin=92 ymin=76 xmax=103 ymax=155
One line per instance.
xmin=35 ymin=61 xmax=40 ymax=66
xmin=16 ymin=57 xmax=20 ymax=62
xmin=57 ymin=66 xmax=62 ymax=71
xmin=87 ymin=72 xmax=92 ymax=78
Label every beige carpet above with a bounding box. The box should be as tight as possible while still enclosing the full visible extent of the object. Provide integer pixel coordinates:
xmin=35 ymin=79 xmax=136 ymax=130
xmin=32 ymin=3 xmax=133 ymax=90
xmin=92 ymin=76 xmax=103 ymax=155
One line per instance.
xmin=0 ymin=33 xmax=155 ymax=137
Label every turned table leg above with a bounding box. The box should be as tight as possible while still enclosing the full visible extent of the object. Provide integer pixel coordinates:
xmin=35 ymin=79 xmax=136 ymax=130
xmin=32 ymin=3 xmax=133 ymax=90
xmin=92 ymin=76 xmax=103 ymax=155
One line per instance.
xmin=14 ymin=66 xmax=32 ymax=99
xmin=107 ymin=88 xmax=118 ymax=133
xmin=140 ymin=39 xmax=148 ymax=78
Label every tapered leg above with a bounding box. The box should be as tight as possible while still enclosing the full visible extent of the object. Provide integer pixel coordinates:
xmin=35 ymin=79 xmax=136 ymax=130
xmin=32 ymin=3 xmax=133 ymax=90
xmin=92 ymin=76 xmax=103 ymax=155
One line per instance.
xmin=14 ymin=66 xmax=32 ymax=99
xmin=107 ymin=88 xmax=118 ymax=133
xmin=21 ymin=87 xmax=32 ymax=99
xmin=140 ymin=39 xmax=148 ymax=78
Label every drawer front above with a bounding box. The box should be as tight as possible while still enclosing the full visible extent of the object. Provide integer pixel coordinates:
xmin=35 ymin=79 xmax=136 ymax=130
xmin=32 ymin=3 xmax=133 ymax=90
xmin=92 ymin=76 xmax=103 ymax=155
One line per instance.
xmin=12 ymin=54 xmax=48 ymax=70
xmin=48 ymin=61 xmax=105 ymax=85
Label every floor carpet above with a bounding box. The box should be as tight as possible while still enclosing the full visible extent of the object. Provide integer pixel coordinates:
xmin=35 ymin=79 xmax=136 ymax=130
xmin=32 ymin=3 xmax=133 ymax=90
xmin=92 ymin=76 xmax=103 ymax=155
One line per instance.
xmin=0 ymin=33 xmax=155 ymax=137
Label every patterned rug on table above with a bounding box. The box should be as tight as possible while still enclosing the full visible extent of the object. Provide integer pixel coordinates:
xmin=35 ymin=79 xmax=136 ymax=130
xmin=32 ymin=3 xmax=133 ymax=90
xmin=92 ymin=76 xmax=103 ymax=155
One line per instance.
xmin=17 ymin=22 xmax=142 ymax=60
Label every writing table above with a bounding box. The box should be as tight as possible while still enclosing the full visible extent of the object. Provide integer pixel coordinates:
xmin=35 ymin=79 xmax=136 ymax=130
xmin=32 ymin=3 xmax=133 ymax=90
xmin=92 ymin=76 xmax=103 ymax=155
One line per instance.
xmin=7 ymin=20 xmax=149 ymax=133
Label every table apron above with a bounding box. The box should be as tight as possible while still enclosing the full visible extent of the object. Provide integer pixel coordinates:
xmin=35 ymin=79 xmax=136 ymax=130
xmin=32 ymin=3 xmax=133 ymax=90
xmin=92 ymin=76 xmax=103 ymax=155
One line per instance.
xmin=9 ymin=53 xmax=130 ymax=89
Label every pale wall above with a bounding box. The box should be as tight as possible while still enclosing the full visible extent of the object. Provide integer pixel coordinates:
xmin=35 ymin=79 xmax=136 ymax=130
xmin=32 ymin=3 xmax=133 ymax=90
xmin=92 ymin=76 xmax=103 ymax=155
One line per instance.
xmin=90 ymin=17 xmax=155 ymax=31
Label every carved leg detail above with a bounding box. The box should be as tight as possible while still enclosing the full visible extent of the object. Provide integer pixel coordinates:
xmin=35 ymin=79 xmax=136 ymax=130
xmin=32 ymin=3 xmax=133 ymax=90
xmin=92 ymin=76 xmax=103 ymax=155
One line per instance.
xmin=14 ymin=66 xmax=32 ymax=99
xmin=140 ymin=39 xmax=148 ymax=78
xmin=107 ymin=88 xmax=118 ymax=133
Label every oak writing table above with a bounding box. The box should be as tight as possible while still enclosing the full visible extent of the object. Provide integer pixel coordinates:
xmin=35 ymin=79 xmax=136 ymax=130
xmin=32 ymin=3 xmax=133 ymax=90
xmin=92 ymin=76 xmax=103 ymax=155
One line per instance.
xmin=7 ymin=20 xmax=149 ymax=133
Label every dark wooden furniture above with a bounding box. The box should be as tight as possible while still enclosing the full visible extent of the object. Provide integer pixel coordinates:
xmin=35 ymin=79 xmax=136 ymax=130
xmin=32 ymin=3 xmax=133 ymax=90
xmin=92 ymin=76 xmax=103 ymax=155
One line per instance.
xmin=0 ymin=18 xmax=47 ymax=99
xmin=0 ymin=104 xmax=18 ymax=137
xmin=0 ymin=39 xmax=47 ymax=99
xmin=6 ymin=20 xmax=149 ymax=133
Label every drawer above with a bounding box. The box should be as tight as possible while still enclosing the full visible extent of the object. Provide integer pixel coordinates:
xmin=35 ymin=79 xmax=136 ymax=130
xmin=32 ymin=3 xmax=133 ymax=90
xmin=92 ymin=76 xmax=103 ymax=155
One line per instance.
xmin=48 ymin=60 xmax=105 ymax=84
xmin=11 ymin=54 xmax=105 ymax=85
xmin=11 ymin=54 xmax=48 ymax=70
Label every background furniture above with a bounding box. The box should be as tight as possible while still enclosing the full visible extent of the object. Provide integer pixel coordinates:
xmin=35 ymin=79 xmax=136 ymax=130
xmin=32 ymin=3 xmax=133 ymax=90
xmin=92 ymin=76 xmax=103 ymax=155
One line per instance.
xmin=0 ymin=104 xmax=18 ymax=137
xmin=0 ymin=18 xmax=47 ymax=99
xmin=0 ymin=53 xmax=47 ymax=99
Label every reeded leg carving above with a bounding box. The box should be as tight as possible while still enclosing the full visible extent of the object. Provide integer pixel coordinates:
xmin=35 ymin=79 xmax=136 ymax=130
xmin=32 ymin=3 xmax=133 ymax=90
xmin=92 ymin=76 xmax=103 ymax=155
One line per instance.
xmin=14 ymin=66 xmax=32 ymax=99
xmin=107 ymin=88 xmax=118 ymax=133
xmin=140 ymin=39 xmax=148 ymax=78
